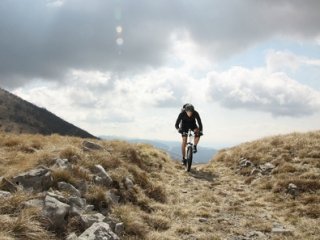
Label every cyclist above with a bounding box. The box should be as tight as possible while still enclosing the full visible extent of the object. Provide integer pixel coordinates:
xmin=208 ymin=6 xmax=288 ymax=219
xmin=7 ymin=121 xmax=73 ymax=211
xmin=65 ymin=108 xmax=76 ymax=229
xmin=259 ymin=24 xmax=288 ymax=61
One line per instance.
xmin=175 ymin=103 xmax=203 ymax=165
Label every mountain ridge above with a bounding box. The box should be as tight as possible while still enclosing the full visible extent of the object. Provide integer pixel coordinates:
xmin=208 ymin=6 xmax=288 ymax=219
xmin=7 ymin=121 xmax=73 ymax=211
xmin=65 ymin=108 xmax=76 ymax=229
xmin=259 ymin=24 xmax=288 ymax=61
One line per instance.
xmin=0 ymin=87 xmax=96 ymax=138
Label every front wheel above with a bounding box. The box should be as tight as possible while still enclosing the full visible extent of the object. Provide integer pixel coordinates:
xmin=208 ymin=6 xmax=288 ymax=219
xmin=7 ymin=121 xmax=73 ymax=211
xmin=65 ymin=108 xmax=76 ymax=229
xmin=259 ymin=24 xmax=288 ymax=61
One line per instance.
xmin=186 ymin=146 xmax=193 ymax=172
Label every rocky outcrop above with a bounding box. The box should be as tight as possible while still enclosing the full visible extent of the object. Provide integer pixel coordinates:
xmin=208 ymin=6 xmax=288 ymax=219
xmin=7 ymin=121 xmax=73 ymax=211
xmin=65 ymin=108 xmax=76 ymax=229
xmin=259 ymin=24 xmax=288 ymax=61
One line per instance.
xmin=1 ymin=146 xmax=123 ymax=239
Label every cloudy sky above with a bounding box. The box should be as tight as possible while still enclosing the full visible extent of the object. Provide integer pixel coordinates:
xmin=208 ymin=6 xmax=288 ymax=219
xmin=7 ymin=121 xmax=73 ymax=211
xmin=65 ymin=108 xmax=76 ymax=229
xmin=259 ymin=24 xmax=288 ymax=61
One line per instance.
xmin=1 ymin=0 xmax=320 ymax=148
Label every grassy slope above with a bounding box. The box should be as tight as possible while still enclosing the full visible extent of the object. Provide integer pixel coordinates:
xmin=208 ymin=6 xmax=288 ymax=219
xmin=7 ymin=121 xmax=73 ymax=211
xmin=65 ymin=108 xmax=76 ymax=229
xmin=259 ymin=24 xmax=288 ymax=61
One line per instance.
xmin=0 ymin=131 xmax=319 ymax=240
xmin=205 ymin=130 xmax=320 ymax=239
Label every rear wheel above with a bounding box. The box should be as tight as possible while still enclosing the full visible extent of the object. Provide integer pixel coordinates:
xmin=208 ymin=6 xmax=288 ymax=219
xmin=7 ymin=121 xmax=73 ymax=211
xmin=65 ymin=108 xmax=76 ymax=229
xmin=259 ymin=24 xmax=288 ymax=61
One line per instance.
xmin=186 ymin=146 xmax=193 ymax=172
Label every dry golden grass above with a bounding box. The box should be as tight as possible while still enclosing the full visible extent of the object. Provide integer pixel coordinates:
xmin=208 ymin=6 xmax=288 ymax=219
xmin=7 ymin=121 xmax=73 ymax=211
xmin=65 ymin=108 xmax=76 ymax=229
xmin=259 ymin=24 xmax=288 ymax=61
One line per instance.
xmin=1 ymin=130 xmax=319 ymax=239
xmin=0 ymin=191 xmax=33 ymax=215
xmin=0 ymin=208 xmax=54 ymax=240
xmin=207 ymin=130 xmax=320 ymax=238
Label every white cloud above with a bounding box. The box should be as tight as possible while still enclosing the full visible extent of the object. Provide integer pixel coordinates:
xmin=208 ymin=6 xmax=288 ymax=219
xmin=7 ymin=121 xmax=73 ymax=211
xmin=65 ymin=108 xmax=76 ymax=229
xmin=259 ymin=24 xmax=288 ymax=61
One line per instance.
xmin=266 ymin=50 xmax=301 ymax=72
xmin=208 ymin=65 xmax=320 ymax=117
xmin=46 ymin=0 xmax=64 ymax=7
xmin=266 ymin=50 xmax=320 ymax=72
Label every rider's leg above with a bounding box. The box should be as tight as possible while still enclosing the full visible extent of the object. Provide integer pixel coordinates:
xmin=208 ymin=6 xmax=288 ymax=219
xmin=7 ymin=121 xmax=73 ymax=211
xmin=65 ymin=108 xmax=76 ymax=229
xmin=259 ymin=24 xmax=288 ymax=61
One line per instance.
xmin=181 ymin=136 xmax=187 ymax=159
xmin=193 ymin=128 xmax=200 ymax=153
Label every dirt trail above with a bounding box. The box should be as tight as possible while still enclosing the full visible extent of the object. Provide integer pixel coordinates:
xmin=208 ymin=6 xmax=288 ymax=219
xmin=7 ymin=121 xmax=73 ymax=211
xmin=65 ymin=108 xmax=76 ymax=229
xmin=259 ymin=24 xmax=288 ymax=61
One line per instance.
xmin=150 ymin=161 xmax=295 ymax=240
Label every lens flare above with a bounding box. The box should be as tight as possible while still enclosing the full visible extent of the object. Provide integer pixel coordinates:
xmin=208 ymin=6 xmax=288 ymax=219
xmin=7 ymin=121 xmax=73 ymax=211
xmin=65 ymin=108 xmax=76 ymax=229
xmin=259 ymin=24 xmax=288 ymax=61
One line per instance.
xmin=116 ymin=38 xmax=124 ymax=46
xmin=116 ymin=26 xmax=123 ymax=34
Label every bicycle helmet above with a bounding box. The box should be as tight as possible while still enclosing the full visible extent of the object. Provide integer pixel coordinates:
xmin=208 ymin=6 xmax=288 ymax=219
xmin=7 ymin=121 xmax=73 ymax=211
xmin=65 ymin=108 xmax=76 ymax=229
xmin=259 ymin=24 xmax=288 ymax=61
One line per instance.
xmin=184 ymin=103 xmax=194 ymax=112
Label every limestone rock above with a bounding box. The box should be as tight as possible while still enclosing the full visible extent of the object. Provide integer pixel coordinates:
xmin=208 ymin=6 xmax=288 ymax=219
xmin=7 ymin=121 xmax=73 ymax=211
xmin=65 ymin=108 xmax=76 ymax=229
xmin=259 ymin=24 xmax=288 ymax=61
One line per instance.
xmin=124 ymin=177 xmax=134 ymax=190
xmin=92 ymin=165 xmax=113 ymax=186
xmin=0 ymin=190 xmax=11 ymax=198
xmin=114 ymin=222 xmax=124 ymax=235
xmin=58 ymin=182 xmax=81 ymax=197
xmin=239 ymin=158 xmax=253 ymax=168
xmin=82 ymin=141 xmax=104 ymax=151
xmin=69 ymin=196 xmax=87 ymax=209
xmin=66 ymin=232 xmax=78 ymax=240
xmin=23 ymin=199 xmax=44 ymax=208
xmin=43 ymin=194 xmax=70 ymax=230
xmin=0 ymin=177 xmax=19 ymax=192
xmin=12 ymin=167 xmax=53 ymax=192
xmin=259 ymin=162 xmax=275 ymax=174
xmin=80 ymin=213 xmax=106 ymax=229
xmin=78 ymin=222 xmax=119 ymax=240
xmin=287 ymin=183 xmax=299 ymax=197
xmin=53 ymin=158 xmax=70 ymax=169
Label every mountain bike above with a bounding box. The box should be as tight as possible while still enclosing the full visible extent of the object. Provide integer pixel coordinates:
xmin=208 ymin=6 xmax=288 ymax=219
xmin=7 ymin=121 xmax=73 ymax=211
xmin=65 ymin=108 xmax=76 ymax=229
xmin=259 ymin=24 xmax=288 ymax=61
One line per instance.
xmin=184 ymin=129 xmax=194 ymax=172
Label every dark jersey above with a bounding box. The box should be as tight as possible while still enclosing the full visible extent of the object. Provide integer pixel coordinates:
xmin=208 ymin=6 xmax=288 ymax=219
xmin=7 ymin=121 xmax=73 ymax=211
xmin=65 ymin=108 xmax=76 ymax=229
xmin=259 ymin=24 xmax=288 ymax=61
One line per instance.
xmin=175 ymin=110 xmax=203 ymax=131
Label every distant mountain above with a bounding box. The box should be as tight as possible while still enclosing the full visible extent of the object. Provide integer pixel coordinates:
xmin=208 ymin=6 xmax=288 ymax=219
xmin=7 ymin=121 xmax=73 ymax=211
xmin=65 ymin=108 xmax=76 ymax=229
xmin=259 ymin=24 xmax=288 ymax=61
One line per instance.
xmin=0 ymin=88 xmax=96 ymax=138
xmin=100 ymin=135 xmax=218 ymax=164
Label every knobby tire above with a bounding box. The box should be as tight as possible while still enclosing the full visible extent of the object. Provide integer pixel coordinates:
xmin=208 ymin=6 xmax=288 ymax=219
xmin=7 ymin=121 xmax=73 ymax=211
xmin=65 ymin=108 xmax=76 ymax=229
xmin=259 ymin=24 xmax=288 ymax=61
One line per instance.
xmin=186 ymin=146 xmax=193 ymax=172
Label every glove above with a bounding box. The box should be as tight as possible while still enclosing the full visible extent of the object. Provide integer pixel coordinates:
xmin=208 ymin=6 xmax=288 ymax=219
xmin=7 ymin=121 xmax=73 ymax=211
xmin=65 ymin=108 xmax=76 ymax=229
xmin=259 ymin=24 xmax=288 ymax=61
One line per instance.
xmin=177 ymin=128 xmax=183 ymax=134
xmin=199 ymin=130 xmax=203 ymax=136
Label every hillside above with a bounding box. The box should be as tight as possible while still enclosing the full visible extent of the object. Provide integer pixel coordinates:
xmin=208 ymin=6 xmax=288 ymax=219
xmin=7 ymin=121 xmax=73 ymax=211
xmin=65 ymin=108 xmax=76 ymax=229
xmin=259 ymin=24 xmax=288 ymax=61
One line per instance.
xmin=0 ymin=88 xmax=96 ymax=138
xmin=205 ymin=131 xmax=320 ymax=239
xmin=0 ymin=131 xmax=319 ymax=239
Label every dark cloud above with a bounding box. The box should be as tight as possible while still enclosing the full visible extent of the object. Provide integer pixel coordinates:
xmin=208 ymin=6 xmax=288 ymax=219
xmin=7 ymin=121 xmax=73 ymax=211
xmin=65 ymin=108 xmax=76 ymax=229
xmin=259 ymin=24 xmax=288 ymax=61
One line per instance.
xmin=1 ymin=0 xmax=320 ymax=88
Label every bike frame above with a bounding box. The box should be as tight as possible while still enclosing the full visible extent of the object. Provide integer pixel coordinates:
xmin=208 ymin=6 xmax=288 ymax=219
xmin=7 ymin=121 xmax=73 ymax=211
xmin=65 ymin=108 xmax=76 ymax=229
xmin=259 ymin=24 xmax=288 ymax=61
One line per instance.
xmin=184 ymin=129 xmax=194 ymax=172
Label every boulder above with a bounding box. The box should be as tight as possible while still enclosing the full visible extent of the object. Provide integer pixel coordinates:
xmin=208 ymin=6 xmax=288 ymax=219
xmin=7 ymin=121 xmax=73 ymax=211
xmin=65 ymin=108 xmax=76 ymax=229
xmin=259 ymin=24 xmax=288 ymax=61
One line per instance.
xmin=47 ymin=191 xmax=69 ymax=204
xmin=0 ymin=190 xmax=11 ymax=198
xmin=12 ymin=167 xmax=53 ymax=192
xmin=66 ymin=232 xmax=78 ymax=240
xmin=69 ymin=205 xmax=82 ymax=218
xmin=77 ymin=179 xmax=88 ymax=196
xmin=0 ymin=177 xmax=19 ymax=192
xmin=198 ymin=217 xmax=208 ymax=223
xmin=107 ymin=191 xmax=120 ymax=204
xmin=43 ymin=194 xmax=70 ymax=230
xmin=53 ymin=158 xmax=70 ymax=169
xmin=69 ymin=196 xmax=87 ymax=209
xmin=272 ymin=223 xmax=293 ymax=235
xmin=57 ymin=182 xmax=81 ymax=197
xmin=239 ymin=159 xmax=253 ymax=168
xmin=82 ymin=141 xmax=104 ymax=151
xmin=23 ymin=199 xmax=44 ymax=208
xmin=92 ymin=165 xmax=113 ymax=186
xmin=114 ymin=222 xmax=124 ymax=235
xmin=259 ymin=162 xmax=275 ymax=174
xmin=124 ymin=177 xmax=134 ymax=190
xmin=85 ymin=205 xmax=95 ymax=212
xmin=78 ymin=222 xmax=119 ymax=240
xmin=80 ymin=213 xmax=106 ymax=229
xmin=287 ymin=183 xmax=299 ymax=197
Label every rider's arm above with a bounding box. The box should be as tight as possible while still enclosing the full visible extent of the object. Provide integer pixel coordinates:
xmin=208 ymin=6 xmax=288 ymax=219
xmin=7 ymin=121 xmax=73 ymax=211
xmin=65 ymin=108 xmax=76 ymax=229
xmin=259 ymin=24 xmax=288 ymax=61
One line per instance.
xmin=175 ymin=113 xmax=183 ymax=129
xmin=195 ymin=111 xmax=203 ymax=131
